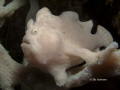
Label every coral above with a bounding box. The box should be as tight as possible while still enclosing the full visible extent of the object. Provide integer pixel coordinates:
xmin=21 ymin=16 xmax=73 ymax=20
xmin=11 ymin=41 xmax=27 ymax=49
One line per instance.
xmin=0 ymin=0 xmax=27 ymax=27
xmin=26 ymin=0 xmax=39 ymax=23
xmin=21 ymin=7 xmax=117 ymax=87
xmin=0 ymin=44 xmax=27 ymax=90
xmin=0 ymin=5 xmax=120 ymax=90
xmin=65 ymin=42 xmax=120 ymax=88
xmin=0 ymin=42 xmax=120 ymax=89
xmin=0 ymin=43 xmax=66 ymax=90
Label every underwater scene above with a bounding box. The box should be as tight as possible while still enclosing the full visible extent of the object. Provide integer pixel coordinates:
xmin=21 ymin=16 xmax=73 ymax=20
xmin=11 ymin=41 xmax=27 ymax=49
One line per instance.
xmin=0 ymin=0 xmax=120 ymax=90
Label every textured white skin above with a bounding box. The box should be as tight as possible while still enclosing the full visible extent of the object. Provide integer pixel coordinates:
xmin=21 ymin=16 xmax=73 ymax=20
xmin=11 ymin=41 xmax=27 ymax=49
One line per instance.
xmin=0 ymin=44 xmax=66 ymax=90
xmin=21 ymin=7 xmax=114 ymax=86
xmin=65 ymin=42 xmax=119 ymax=88
xmin=0 ymin=43 xmax=118 ymax=90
